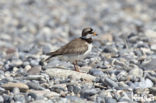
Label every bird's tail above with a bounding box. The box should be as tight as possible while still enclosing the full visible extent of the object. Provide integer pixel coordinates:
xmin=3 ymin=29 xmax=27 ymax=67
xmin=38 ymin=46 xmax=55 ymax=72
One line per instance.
xmin=43 ymin=52 xmax=58 ymax=62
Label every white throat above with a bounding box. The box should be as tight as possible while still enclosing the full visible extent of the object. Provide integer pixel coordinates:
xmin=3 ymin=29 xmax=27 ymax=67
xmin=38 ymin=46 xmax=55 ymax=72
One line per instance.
xmin=84 ymin=43 xmax=93 ymax=56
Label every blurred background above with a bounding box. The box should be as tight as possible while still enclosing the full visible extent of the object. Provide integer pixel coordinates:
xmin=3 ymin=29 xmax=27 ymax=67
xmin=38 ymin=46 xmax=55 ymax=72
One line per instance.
xmin=0 ymin=0 xmax=155 ymax=51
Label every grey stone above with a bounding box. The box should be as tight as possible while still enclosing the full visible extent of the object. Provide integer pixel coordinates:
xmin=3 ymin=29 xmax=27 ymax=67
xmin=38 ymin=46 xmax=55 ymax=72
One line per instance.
xmin=131 ymin=78 xmax=153 ymax=89
xmin=80 ymin=88 xmax=99 ymax=98
xmin=0 ymin=96 xmax=4 ymax=103
xmin=67 ymin=84 xmax=80 ymax=94
xmin=142 ymin=58 xmax=156 ymax=70
xmin=149 ymin=87 xmax=156 ymax=95
xmin=46 ymin=69 xmax=96 ymax=81
xmin=3 ymin=94 xmax=12 ymax=103
xmin=27 ymin=92 xmax=38 ymax=100
xmin=27 ymin=66 xmax=41 ymax=75
xmin=30 ymin=60 xmax=39 ymax=66
xmin=13 ymin=87 xmax=20 ymax=94
xmin=129 ymin=65 xmax=143 ymax=78
xmin=2 ymin=82 xmax=29 ymax=92
xmin=50 ymin=86 xmax=65 ymax=93
xmin=11 ymin=59 xmax=23 ymax=66
xmin=26 ymin=75 xmax=44 ymax=80
xmin=117 ymin=71 xmax=128 ymax=81
xmin=27 ymin=82 xmax=44 ymax=90
xmin=13 ymin=95 xmax=26 ymax=103
xmin=104 ymin=78 xmax=119 ymax=89
xmin=89 ymin=69 xmax=104 ymax=76
xmin=66 ymin=96 xmax=87 ymax=103
xmin=0 ymin=87 xmax=5 ymax=93
xmin=105 ymin=97 xmax=117 ymax=103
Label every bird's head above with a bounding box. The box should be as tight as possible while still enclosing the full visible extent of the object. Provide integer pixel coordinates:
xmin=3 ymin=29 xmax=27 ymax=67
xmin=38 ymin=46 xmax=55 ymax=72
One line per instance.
xmin=81 ymin=27 xmax=97 ymax=39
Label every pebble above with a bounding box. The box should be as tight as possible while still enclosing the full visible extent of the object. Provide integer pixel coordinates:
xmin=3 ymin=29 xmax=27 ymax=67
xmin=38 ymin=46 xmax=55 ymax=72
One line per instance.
xmin=118 ymin=92 xmax=132 ymax=103
xmin=89 ymin=69 xmax=104 ymax=76
xmin=0 ymin=96 xmax=4 ymax=103
xmin=0 ymin=87 xmax=5 ymax=93
xmin=67 ymin=84 xmax=81 ymax=94
xmin=2 ymin=82 xmax=29 ymax=92
xmin=13 ymin=87 xmax=20 ymax=94
xmin=27 ymin=82 xmax=44 ymax=90
xmin=27 ymin=66 xmax=41 ymax=75
xmin=3 ymin=94 xmax=11 ymax=103
xmin=13 ymin=95 xmax=26 ymax=103
xmin=46 ymin=69 xmax=96 ymax=81
xmin=11 ymin=59 xmax=23 ymax=66
xmin=66 ymin=96 xmax=87 ymax=103
xmin=0 ymin=0 xmax=156 ymax=102
xmin=142 ymin=58 xmax=156 ymax=70
xmin=80 ymin=88 xmax=99 ymax=98
xmin=104 ymin=78 xmax=119 ymax=89
xmin=105 ymin=97 xmax=117 ymax=103
xmin=30 ymin=60 xmax=39 ymax=66
xmin=28 ymin=90 xmax=60 ymax=99
xmin=129 ymin=65 xmax=143 ymax=78
xmin=149 ymin=87 xmax=156 ymax=95
xmin=117 ymin=71 xmax=128 ymax=81
xmin=25 ymin=75 xmax=44 ymax=80
xmin=131 ymin=78 xmax=153 ymax=89
xmin=50 ymin=84 xmax=66 ymax=93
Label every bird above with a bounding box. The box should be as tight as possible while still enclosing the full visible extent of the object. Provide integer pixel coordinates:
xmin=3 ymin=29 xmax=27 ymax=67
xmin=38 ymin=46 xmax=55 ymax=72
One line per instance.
xmin=44 ymin=27 xmax=97 ymax=72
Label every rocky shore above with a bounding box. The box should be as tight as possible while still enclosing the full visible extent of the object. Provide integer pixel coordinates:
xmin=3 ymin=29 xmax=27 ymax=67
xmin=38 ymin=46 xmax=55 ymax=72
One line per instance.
xmin=0 ymin=0 xmax=156 ymax=103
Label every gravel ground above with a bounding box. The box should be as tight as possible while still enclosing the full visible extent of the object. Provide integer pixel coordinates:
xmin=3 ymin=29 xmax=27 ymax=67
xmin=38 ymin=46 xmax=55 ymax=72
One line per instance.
xmin=0 ymin=0 xmax=156 ymax=103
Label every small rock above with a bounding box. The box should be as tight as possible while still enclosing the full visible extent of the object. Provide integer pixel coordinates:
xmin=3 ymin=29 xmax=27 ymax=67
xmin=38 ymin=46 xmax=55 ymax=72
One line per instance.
xmin=28 ymin=89 xmax=60 ymax=99
xmin=66 ymin=96 xmax=87 ymax=103
xmin=129 ymin=65 xmax=143 ymax=78
xmin=30 ymin=60 xmax=39 ymax=66
xmin=11 ymin=59 xmax=23 ymax=66
xmin=0 ymin=96 xmax=4 ymax=103
xmin=89 ymin=69 xmax=104 ymax=76
xmin=142 ymin=58 xmax=156 ymax=70
xmin=24 ymin=65 xmax=31 ymax=71
xmin=26 ymin=75 xmax=44 ymax=80
xmin=80 ymin=88 xmax=99 ymax=98
xmin=103 ymin=45 xmax=117 ymax=53
xmin=27 ymin=82 xmax=44 ymax=90
xmin=6 ymin=48 xmax=16 ymax=54
xmin=145 ymin=29 xmax=156 ymax=38
xmin=0 ymin=87 xmax=5 ymax=93
xmin=13 ymin=87 xmax=20 ymax=94
xmin=2 ymin=82 xmax=29 ymax=92
xmin=50 ymin=84 xmax=66 ymax=93
xmin=27 ymin=66 xmax=41 ymax=75
xmin=119 ymin=93 xmax=132 ymax=103
xmin=14 ymin=95 xmax=26 ymax=103
xmin=67 ymin=84 xmax=81 ymax=94
xmin=3 ymin=94 xmax=11 ymax=103
xmin=151 ymin=43 xmax=156 ymax=51
xmin=117 ymin=71 xmax=128 ymax=81
xmin=105 ymin=97 xmax=117 ymax=103
xmin=104 ymin=78 xmax=119 ymax=89
xmin=131 ymin=79 xmax=153 ymax=89
xmin=149 ymin=87 xmax=156 ymax=95
xmin=46 ymin=69 xmax=96 ymax=81
xmin=27 ymin=92 xmax=38 ymax=100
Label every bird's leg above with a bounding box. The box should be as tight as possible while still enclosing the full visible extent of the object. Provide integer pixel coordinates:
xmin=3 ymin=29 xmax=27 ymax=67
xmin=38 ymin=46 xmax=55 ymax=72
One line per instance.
xmin=73 ymin=60 xmax=80 ymax=72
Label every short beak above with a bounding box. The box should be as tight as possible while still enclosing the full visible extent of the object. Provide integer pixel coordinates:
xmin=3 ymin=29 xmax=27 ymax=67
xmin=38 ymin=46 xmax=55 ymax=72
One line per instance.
xmin=92 ymin=32 xmax=97 ymax=36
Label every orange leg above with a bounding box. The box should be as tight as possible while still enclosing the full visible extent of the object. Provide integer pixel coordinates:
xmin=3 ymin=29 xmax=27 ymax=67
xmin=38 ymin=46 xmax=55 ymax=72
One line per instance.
xmin=73 ymin=60 xmax=80 ymax=72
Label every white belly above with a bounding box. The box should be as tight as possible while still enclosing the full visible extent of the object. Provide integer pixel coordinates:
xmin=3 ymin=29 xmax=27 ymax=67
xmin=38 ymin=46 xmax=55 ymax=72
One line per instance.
xmin=59 ymin=44 xmax=92 ymax=62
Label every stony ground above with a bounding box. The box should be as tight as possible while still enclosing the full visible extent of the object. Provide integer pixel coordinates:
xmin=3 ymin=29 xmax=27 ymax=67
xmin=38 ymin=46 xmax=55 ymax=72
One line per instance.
xmin=0 ymin=0 xmax=156 ymax=103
